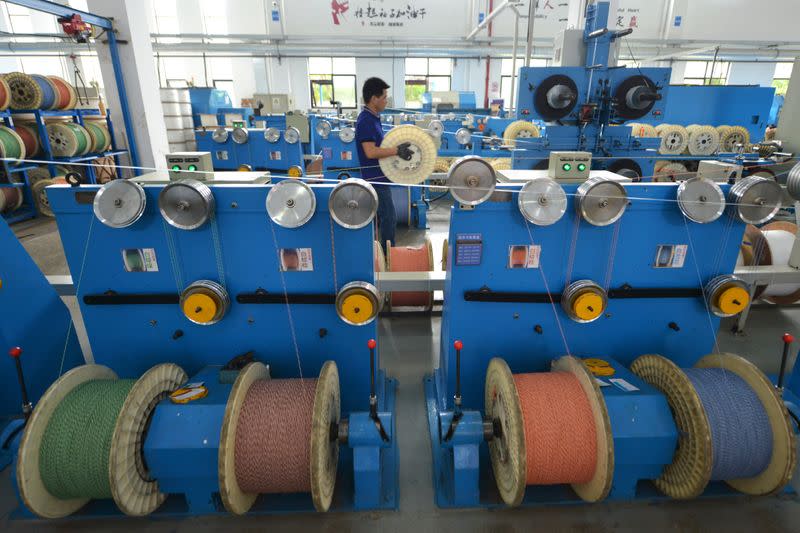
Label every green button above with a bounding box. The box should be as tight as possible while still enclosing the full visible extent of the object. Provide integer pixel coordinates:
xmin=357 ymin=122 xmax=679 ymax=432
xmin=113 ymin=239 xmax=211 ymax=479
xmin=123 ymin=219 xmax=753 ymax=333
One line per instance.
xmin=171 ymin=164 xmax=180 ymax=171
xmin=562 ymin=163 xmax=571 ymax=171
xmin=188 ymin=164 xmax=197 ymax=171
xmin=577 ymin=163 xmax=586 ymax=171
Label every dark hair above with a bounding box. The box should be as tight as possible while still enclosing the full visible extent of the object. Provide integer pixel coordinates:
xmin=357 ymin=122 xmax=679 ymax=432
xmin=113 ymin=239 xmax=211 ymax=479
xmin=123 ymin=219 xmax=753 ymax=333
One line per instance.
xmin=362 ymin=77 xmax=390 ymax=104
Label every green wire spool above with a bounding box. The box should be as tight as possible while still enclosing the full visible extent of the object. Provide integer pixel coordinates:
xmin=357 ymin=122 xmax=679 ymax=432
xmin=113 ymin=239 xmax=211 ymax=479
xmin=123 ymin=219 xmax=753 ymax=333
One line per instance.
xmin=16 ymin=363 xmax=188 ymax=518
xmin=84 ymin=121 xmax=109 ymax=153
xmin=65 ymin=123 xmax=90 ymax=155
xmin=0 ymin=124 xmax=26 ymax=165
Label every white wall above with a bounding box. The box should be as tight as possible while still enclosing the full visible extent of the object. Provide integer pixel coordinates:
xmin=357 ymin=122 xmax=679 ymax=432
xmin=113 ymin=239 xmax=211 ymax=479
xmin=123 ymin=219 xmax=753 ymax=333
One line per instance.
xmin=355 ymin=58 xmax=399 ymax=107
xmin=727 ymin=63 xmax=777 ymax=87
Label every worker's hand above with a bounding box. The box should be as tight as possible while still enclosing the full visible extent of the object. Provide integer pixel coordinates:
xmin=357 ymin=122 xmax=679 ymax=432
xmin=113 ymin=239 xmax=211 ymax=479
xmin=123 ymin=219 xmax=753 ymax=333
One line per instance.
xmin=396 ymin=142 xmax=414 ymax=161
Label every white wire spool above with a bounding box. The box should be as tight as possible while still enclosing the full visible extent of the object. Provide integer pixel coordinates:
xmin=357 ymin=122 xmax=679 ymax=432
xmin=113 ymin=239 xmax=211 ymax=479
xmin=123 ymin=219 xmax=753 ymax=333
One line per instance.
xmin=379 ymin=125 xmax=436 ymax=185
xmin=490 ymin=158 xmax=512 ymax=171
xmin=502 ymin=120 xmax=540 ymax=148
xmin=719 ymin=125 xmax=750 ymax=152
xmin=761 ymin=222 xmax=800 ymax=302
xmin=716 ymin=125 xmax=732 ymax=139
xmin=654 ymin=161 xmax=688 ymax=182
xmin=686 ymin=125 xmax=720 ymax=156
xmin=655 ymin=124 xmax=689 ymax=155
xmin=628 ymin=123 xmax=658 ymax=137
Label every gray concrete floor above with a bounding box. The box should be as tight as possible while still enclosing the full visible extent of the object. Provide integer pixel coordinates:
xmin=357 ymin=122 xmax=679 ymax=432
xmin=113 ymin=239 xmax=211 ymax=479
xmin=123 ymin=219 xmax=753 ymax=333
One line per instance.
xmin=3 ymin=199 xmax=800 ymax=532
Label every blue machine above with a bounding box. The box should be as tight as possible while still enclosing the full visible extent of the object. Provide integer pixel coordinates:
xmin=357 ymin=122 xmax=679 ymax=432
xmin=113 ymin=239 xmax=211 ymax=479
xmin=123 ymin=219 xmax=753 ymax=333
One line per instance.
xmin=196 ymin=127 xmax=305 ymax=174
xmin=422 ymin=91 xmax=477 ymax=112
xmin=7 ymin=179 xmax=398 ymax=516
xmin=309 ymin=116 xmax=361 ymax=181
xmin=189 ymin=88 xmax=234 ymax=128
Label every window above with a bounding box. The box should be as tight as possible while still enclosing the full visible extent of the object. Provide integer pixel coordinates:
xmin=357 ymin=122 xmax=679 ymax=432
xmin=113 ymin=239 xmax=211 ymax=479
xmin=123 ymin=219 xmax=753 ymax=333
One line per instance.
xmin=500 ymin=58 xmax=547 ymax=108
xmin=153 ymin=0 xmax=180 ymax=44
xmin=214 ymin=80 xmax=236 ymax=106
xmin=773 ymin=63 xmax=793 ymax=96
xmin=404 ymin=58 xmax=452 ymax=109
xmin=683 ymin=61 xmax=729 ymax=85
xmin=308 ymin=57 xmax=357 ymax=109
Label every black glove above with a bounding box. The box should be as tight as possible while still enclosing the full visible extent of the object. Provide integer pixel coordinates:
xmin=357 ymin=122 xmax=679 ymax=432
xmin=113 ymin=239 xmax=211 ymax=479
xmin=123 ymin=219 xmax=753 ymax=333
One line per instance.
xmin=396 ymin=142 xmax=413 ymax=161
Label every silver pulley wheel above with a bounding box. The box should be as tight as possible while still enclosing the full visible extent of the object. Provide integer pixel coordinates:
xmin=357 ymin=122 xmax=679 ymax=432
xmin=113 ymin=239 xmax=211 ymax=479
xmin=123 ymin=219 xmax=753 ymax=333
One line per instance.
xmin=93 ymin=179 xmax=147 ymax=228
xmin=575 ymin=176 xmax=628 ymax=226
xmin=428 ymin=120 xmax=444 ymax=138
xmin=315 ymin=120 xmax=332 ymax=139
xmin=158 ymin=179 xmax=215 ymax=230
xmin=728 ymin=176 xmax=782 ymax=225
xmin=328 ymin=178 xmax=378 ymax=229
xmin=448 ymin=156 xmax=496 ymax=206
xmin=518 ymin=177 xmax=567 ymax=226
xmin=455 ymin=128 xmax=472 ymax=146
xmin=231 ymin=127 xmax=249 ymax=144
xmin=212 ymin=127 xmax=229 ymax=143
xmin=787 ymin=161 xmax=800 ymax=200
xmin=339 ymin=127 xmax=355 ymax=143
xmin=264 ymin=127 xmax=280 ymax=143
xmin=284 ymin=126 xmax=300 ymax=144
xmin=676 ymin=177 xmax=725 ymax=223
xmin=266 ymin=179 xmax=316 ymax=228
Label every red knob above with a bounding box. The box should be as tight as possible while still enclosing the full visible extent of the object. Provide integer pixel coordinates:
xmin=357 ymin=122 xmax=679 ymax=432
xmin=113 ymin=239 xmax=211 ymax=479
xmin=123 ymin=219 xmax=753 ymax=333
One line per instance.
xmin=9 ymin=346 xmax=21 ymax=358
xmin=454 ymin=340 xmax=463 ymax=351
xmin=783 ymin=333 xmax=794 ymax=344
xmin=367 ymin=339 xmax=377 ymax=350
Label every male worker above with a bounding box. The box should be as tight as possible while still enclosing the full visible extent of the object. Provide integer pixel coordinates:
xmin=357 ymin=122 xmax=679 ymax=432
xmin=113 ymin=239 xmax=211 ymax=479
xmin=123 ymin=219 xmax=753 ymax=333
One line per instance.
xmin=355 ymin=77 xmax=413 ymax=251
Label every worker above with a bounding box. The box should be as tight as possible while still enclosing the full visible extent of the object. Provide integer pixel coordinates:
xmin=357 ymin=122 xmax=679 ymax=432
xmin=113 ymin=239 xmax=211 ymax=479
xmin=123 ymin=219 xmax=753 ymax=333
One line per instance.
xmin=356 ymin=77 xmax=413 ymax=251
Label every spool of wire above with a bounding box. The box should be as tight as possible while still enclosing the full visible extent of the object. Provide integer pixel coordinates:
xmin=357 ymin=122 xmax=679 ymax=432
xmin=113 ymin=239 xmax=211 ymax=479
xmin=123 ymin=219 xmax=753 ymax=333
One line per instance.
xmin=219 ymin=361 xmax=341 ymax=514
xmin=485 ymin=356 xmax=613 ymax=506
xmin=386 ymin=238 xmax=434 ymax=310
xmin=16 ymin=363 xmax=187 ymax=518
xmin=631 ymin=353 xmax=796 ymax=499
xmin=30 ymin=75 xmax=57 ymax=110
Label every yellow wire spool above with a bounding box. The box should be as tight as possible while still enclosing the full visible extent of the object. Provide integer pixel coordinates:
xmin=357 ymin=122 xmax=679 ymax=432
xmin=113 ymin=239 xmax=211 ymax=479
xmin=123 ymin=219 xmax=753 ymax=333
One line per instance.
xmin=287 ymin=165 xmax=303 ymax=178
xmin=502 ymin=120 xmax=540 ymax=148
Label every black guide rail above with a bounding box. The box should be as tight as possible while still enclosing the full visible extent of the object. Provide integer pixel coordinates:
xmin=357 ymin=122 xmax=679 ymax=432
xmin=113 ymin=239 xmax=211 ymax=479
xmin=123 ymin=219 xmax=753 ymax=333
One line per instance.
xmin=463 ymin=286 xmax=703 ymax=303
xmin=237 ymin=290 xmax=336 ymax=304
xmin=83 ymin=292 xmax=179 ymax=305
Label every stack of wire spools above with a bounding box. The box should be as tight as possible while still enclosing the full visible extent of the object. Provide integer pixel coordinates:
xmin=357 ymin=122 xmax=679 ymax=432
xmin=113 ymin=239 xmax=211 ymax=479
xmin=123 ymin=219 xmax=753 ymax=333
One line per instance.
xmin=160 ymin=88 xmax=195 ymax=153
xmin=738 ymin=221 xmax=800 ymax=305
xmin=374 ymin=238 xmax=435 ymax=311
xmin=3 ymin=72 xmax=77 ymax=111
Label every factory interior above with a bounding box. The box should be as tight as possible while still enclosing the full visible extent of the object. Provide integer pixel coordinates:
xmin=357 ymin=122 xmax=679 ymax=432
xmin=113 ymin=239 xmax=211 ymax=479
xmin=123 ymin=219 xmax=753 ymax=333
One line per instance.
xmin=4 ymin=0 xmax=800 ymax=531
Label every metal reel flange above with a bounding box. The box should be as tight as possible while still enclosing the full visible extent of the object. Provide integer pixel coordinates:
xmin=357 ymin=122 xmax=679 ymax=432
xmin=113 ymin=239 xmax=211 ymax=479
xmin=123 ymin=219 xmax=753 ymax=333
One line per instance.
xmin=328 ymin=178 xmax=378 ymax=229
xmin=704 ymin=275 xmax=751 ymax=317
xmin=309 ymin=360 xmax=341 ymax=511
xmin=447 ymin=155 xmax=496 ymax=206
xmin=575 ymin=176 xmax=628 ymax=226
xmin=335 ymin=281 xmax=381 ymax=325
xmin=212 ymin=127 xmax=230 ymax=143
xmin=561 ymin=279 xmax=607 ymax=323
xmin=517 ymin=176 xmax=567 ymax=226
xmin=266 ymin=179 xmax=316 ymax=228
xmin=728 ymin=176 xmax=782 ymax=225
xmin=158 ymin=179 xmax=215 ymax=230
xmin=110 ymin=363 xmax=187 ymax=516
xmin=677 ymin=177 xmax=725 ymax=223
xmin=93 ymin=179 xmax=147 ymax=228
xmin=180 ymin=280 xmax=230 ymax=325
xmin=379 ymin=125 xmax=437 ymax=185
xmin=630 ymin=354 xmax=712 ymax=499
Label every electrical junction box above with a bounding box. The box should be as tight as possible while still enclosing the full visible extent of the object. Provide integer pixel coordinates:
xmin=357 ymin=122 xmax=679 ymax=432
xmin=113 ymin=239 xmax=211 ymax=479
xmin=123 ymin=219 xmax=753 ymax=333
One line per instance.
xmin=286 ymin=111 xmax=310 ymax=143
xmin=548 ymin=151 xmax=592 ymax=180
xmin=166 ymin=152 xmax=213 ymax=181
xmin=552 ymin=28 xmax=619 ymax=67
xmin=253 ymin=93 xmax=295 ymax=114
xmin=696 ymin=160 xmax=742 ymax=183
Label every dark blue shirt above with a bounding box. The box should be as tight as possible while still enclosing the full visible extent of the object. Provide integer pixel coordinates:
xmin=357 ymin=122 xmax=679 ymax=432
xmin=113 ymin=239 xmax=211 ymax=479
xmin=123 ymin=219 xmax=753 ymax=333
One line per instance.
xmin=355 ymin=107 xmax=386 ymax=182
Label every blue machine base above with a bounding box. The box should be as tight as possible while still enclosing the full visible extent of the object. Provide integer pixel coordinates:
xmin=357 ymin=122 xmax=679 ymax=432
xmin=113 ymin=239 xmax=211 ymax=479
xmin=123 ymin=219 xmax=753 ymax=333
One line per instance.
xmin=9 ymin=377 xmax=399 ymax=519
xmin=424 ymin=373 xmax=796 ymax=508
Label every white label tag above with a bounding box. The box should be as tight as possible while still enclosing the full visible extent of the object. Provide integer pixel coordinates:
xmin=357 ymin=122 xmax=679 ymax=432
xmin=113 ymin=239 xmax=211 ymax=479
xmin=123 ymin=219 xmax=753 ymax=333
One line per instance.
xmin=270 ymin=151 xmax=282 ymax=160
xmin=280 ymin=248 xmax=314 ymax=271
xmin=595 ymin=378 xmax=610 ymax=387
xmin=122 ymin=248 xmax=159 ymax=272
xmin=654 ymin=244 xmax=687 ymax=268
xmin=609 ymin=378 xmax=640 ymax=392
xmin=341 ymin=151 xmax=352 ymax=160
xmin=508 ymin=245 xmax=541 ymax=269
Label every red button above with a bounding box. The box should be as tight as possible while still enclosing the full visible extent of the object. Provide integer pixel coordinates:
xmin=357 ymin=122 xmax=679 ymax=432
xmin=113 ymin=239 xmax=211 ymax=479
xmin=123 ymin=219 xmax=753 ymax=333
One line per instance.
xmin=9 ymin=346 xmax=22 ymax=358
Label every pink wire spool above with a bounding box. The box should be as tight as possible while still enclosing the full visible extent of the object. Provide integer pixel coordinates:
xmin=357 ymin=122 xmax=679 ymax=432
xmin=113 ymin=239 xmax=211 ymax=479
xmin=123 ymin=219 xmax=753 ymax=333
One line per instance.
xmin=386 ymin=238 xmax=434 ymax=310
xmin=485 ymin=356 xmax=613 ymax=506
xmin=219 ymin=361 xmax=341 ymax=514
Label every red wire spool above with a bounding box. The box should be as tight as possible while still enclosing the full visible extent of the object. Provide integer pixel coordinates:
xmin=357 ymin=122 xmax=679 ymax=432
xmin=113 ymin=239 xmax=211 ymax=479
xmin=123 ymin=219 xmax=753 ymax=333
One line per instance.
xmin=0 ymin=187 xmax=23 ymax=213
xmin=386 ymin=238 xmax=434 ymax=309
xmin=484 ymin=356 xmax=613 ymax=506
xmin=14 ymin=123 xmax=39 ymax=157
xmin=47 ymin=76 xmax=75 ymax=110
xmin=219 ymin=361 xmax=341 ymax=515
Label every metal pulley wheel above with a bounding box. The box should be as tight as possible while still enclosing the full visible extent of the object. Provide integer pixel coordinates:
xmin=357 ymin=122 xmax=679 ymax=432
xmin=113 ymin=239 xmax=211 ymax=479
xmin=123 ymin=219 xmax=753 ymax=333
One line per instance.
xmin=427 ymin=120 xmax=444 ymax=138
xmin=93 ymin=179 xmax=147 ymax=228
xmin=704 ymin=275 xmax=750 ymax=317
xmin=231 ymin=126 xmax=249 ymax=144
xmin=379 ymin=125 xmax=436 ymax=184
xmin=180 ymin=280 xmax=230 ymax=325
xmin=787 ymin=161 xmax=800 ymax=200
xmin=447 ymin=155 xmax=496 ymax=206
xmin=335 ymin=281 xmax=381 ymax=325
xmin=266 ymin=179 xmax=316 ymax=228
xmin=284 ymin=126 xmax=300 ymax=144
xmin=517 ymin=177 xmax=567 ymax=226
xmin=455 ymin=128 xmax=472 ymax=146
xmin=158 ymin=179 xmax=215 ymax=230
xmin=575 ymin=176 xmax=628 ymax=226
xmin=728 ymin=176 xmax=782 ymax=225
xmin=338 ymin=127 xmax=355 ymax=143
xmin=211 ymin=127 xmax=229 ymax=143
xmin=315 ymin=120 xmax=332 ymax=139
xmin=676 ymin=177 xmax=725 ymax=223
xmin=561 ymin=280 xmax=607 ymax=323
xmin=533 ymin=74 xmax=578 ymax=121
xmin=264 ymin=127 xmax=280 ymax=143
xmin=328 ymin=178 xmax=378 ymax=229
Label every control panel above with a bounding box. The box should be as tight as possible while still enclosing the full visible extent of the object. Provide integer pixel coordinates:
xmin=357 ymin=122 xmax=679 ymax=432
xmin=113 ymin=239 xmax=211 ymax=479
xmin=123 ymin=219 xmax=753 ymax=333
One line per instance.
xmin=548 ymin=151 xmax=592 ymax=180
xmin=166 ymin=151 xmax=213 ymax=181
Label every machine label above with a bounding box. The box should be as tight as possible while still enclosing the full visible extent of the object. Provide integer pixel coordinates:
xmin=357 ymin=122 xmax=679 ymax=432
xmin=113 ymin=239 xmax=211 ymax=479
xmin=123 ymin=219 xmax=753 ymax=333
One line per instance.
xmin=322 ymin=147 xmax=333 ymax=159
xmin=507 ymin=245 xmax=540 ymax=269
xmin=653 ymin=244 xmax=687 ymax=268
xmin=610 ymin=378 xmax=640 ymax=392
xmin=340 ymin=151 xmax=352 ymax=161
xmin=270 ymin=151 xmax=282 ymax=161
xmin=280 ymin=248 xmax=313 ymax=271
xmin=122 ymin=248 xmax=159 ymax=272
xmin=215 ymin=150 xmax=229 ymax=160
xmin=455 ymin=233 xmax=482 ymax=266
